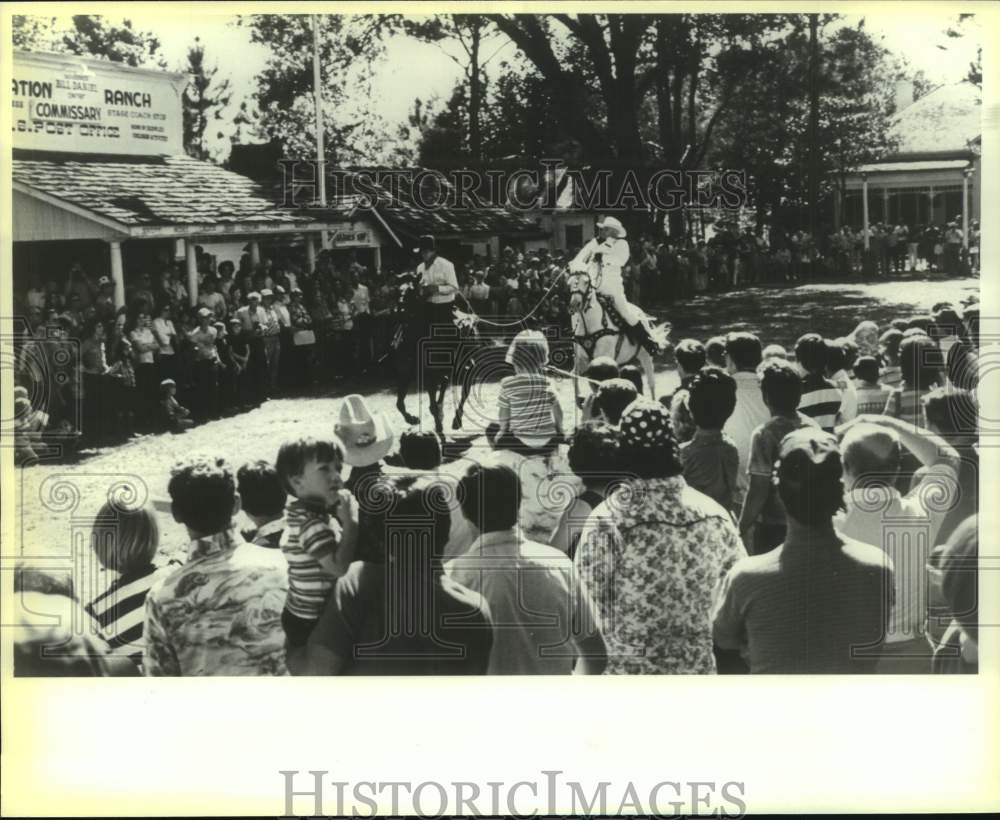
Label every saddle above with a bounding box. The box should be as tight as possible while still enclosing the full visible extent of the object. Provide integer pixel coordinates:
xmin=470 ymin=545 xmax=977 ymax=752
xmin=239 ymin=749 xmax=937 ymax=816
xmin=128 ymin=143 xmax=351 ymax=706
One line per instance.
xmin=595 ymin=293 xmax=627 ymax=328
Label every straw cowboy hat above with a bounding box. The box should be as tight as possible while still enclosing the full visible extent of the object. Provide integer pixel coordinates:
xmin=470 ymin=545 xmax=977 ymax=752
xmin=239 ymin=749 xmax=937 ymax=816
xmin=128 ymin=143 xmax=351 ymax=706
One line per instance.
xmin=335 ymin=394 xmax=395 ymax=467
xmin=597 ymin=216 xmax=627 ymax=238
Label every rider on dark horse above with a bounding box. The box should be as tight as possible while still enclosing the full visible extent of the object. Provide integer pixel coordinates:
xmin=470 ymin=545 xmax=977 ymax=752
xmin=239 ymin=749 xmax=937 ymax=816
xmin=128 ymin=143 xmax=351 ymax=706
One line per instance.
xmin=568 ymin=216 xmax=668 ymax=354
xmin=416 ymin=234 xmax=459 ymax=337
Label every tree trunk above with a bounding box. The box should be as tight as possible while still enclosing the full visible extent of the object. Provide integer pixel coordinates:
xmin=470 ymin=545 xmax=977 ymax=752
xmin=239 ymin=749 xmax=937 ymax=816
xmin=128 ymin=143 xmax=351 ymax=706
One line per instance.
xmin=807 ymin=13 xmax=820 ymax=236
xmin=468 ymin=23 xmax=482 ymax=161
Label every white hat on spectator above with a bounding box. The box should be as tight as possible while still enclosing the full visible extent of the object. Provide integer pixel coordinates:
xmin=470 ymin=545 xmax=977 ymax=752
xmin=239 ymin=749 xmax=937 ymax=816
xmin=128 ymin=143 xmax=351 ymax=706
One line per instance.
xmin=335 ymin=394 xmax=395 ymax=467
xmin=260 ymin=288 xmax=273 ymax=298
xmin=248 ymin=291 xmax=261 ymax=301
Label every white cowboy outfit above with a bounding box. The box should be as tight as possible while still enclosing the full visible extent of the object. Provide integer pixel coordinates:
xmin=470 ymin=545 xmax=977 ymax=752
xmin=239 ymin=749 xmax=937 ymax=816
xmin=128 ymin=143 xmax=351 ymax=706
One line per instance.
xmin=569 ymin=217 xmax=664 ymax=352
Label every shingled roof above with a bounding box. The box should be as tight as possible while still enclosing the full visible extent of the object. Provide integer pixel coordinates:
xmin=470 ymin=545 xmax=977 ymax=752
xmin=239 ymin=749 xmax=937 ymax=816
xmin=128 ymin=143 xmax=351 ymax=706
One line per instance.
xmin=888 ymin=81 xmax=981 ymax=159
xmin=12 ymin=150 xmax=352 ymax=231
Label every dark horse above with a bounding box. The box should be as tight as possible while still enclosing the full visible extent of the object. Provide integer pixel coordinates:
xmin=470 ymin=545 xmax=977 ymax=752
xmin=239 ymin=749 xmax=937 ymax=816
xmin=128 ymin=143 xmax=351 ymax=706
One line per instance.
xmin=388 ymin=273 xmax=482 ymax=433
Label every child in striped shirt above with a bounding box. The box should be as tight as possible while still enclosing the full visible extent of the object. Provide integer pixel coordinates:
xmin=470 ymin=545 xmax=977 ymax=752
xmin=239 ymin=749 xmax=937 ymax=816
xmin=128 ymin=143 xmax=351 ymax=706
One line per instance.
xmin=795 ymin=333 xmax=842 ymax=433
xmin=87 ymin=502 xmax=165 ymax=671
xmin=276 ymin=436 xmax=358 ymax=652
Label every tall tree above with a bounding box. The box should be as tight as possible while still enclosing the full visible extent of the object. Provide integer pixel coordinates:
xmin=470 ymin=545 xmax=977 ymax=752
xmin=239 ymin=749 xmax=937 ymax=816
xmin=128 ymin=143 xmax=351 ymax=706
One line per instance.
xmin=182 ymin=38 xmax=233 ymax=161
xmin=61 ymin=15 xmax=167 ymax=68
xmin=12 ymin=15 xmax=58 ymax=50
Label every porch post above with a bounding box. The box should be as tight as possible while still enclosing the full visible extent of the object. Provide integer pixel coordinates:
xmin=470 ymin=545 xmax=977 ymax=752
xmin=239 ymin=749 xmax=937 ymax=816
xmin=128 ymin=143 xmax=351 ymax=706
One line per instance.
xmin=109 ymin=240 xmax=126 ymax=309
xmin=962 ymin=169 xmax=970 ymax=249
xmin=250 ymin=240 xmax=261 ymax=268
xmin=185 ymin=238 xmax=198 ymax=307
xmin=305 ymin=233 xmax=317 ymax=273
xmin=861 ymin=173 xmax=870 ymax=250
xmin=834 ymin=187 xmax=842 ymax=230
xmin=372 ymin=243 xmax=382 ymax=275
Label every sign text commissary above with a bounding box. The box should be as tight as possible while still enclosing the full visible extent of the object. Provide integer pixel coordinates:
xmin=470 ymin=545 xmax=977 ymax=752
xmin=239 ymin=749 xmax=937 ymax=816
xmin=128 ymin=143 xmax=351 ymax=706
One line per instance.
xmin=12 ymin=51 xmax=186 ymax=155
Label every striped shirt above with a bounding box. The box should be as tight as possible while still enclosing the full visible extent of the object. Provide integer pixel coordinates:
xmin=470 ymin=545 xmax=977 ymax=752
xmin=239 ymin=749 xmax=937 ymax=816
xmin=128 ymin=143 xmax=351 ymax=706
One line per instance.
xmin=884 ymin=386 xmax=926 ymax=429
xmin=87 ymin=564 xmax=162 ymax=667
xmin=855 ymin=383 xmax=892 ymax=416
xmin=798 ymin=373 xmax=842 ymax=433
xmin=498 ymin=373 xmax=559 ymax=445
xmin=281 ymin=498 xmax=342 ymax=621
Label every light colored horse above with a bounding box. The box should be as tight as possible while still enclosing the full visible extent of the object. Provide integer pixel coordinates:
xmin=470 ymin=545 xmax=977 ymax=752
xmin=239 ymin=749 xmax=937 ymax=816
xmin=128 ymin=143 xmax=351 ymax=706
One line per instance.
xmin=566 ymin=270 xmax=663 ymax=408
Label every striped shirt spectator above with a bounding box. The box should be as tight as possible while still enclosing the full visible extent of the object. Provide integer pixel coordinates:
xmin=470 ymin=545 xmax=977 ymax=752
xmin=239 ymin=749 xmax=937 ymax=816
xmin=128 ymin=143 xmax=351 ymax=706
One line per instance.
xmin=798 ymin=373 xmax=841 ymax=433
xmin=856 ymin=383 xmax=892 ymax=416
xmin=883 ymin=386 xmax=925 ymax=429
xmin=497 ymin=372 xmax=560 ymax=446
xmin=87 ymin=564 xmax=163 ymax=667
xmin=281 ymin=498 xmax=342 ymax=622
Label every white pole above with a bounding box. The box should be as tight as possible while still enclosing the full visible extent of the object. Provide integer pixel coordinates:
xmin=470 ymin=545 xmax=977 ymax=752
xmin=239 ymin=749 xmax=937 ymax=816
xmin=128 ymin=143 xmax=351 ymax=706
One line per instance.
xmin=109 ymin=240 xmax=126 ymax=309
xmin=861 ymin=176 xmax=870 ymax=251
xmin=962 ymin=170 xmax=969 ymax=250
xmin=185 ymin=239 xmax=199 ymax=307
xmin=313 ymin=15 xmax=329 ymax=250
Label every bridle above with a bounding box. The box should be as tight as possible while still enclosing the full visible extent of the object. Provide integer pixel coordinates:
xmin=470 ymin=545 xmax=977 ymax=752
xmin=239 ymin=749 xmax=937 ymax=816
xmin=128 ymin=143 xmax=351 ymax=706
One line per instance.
xmin=566 ymin=270 xmax=621 ymax=358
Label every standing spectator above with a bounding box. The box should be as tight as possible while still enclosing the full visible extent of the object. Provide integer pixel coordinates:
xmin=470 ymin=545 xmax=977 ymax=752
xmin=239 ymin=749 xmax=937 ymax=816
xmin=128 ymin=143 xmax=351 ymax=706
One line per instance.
xmin=237 ymin=460 xmax=287 ymax=549
xmin=130 ymin=312 xmax=159 ymax=431
xmin=144 ymin=456 xmax=288 ymax=676
xmin=722 ymin=332 xmax=769 ymax=508
xmin=928 ymin=516 xmax=978 ymax=674
xmin=260 ymin=289 xmax=282 ymax=395
xmin=448 ymin=462 xmax=607 ymax=675
xmin=680 ymin=367 xmax=740 ymax=513
xmin=713 ymin=428 xmax=893 ymax=673
xmin=152 ymin=303 xmax=179 ymax=385
xmin=107 ymin=337 xmax=137 ymax=436
xmin=272 ymin=285 xmax=293 ymax=391
xmin=577 ymin=400 xmax=744 ymax=674
xmin=227 ymin=316 xmax=251 ymax=410
xmin=796 ymin=333 xmax=842 ymax=432
xmin=943 ymin=221 xmax=963 ymax=274
xmin=853 ymin=356 xmax=892 ymax=415
xmin=883 ymin=334 xmax=941 ymax=428
xmin=738 ymin=360 xmax=819 ymax=555
xmin=837 ymin=414 xmax=961 ymax=672
xmin=188 ymin=308 xmax=220 ymax=421
xmin=80 ymin=319 xmax=110 ymax=444
xmin=303 ymin=475 xmax=494 ymax=675
xmin=590 ymin=378 xmax=638 ymax=426
xmin=236 ymin=291 xmax=268 ymax=403
xmin=350 ymin=274 xmax=374 ymax=374
xmin=288 ymin=287 xmax=316 ymax=390
xmin=878 ymin=328 xmax=904 ymax=389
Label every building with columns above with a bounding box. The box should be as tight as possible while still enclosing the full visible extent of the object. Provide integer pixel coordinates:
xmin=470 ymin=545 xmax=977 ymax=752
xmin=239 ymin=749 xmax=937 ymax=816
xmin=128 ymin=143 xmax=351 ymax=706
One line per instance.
xmin=838 ymin=80 xmax=981 ymax=248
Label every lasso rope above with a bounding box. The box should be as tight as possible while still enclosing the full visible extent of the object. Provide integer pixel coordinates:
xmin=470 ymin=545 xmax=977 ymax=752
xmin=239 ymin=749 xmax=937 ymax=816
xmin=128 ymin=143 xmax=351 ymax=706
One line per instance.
xmin=453 ymin=266 xmax=576 ymax=328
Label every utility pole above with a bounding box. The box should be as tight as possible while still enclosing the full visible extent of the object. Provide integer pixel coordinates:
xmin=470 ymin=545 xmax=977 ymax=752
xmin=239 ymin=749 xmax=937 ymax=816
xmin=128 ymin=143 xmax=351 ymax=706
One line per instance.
xmin=313 ymin=14 xmax=329 ymax=249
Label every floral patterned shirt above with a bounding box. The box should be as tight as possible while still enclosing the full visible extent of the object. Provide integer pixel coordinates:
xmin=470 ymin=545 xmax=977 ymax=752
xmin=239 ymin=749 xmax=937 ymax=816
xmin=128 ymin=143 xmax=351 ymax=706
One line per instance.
xmin=144 ymin=528 xmax=289 ymax=676
xmin=575 ymin=475 xmax=745 ymax=674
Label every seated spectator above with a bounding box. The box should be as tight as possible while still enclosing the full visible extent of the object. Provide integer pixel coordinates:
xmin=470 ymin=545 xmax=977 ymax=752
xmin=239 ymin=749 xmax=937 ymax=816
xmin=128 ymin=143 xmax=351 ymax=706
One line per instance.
xmin=591 ymin=378 xmax=638 ymax=425
xmin=14 ymin=565 xmax=139 ymax=677
xmin=398 ymin=430 xmax=444 ymax=470
xmin=739 ymin=360 xmax=819 ymax=555
xmin=878 ymin=328 xmax=904 ymax=388
xmin=86 ymin=503 xmax=165 ymax=670
xmin=884 ymin=334 xmax=942 ymax=429
xmin=237 ymin=460 xmax=287 ymax=549
xmin=921 ymin=387 xmax=978 ymax=546
xmin=836 ymin=414 xmax=961 ymax=672
xmin=551 ymin=422 xmax=622 ymax=559
xmin=159 ymin=379 xmax=194 ymax=432
xmin=853 ymin=356 xmax=891 ymax=415
xmin=723 ymin=332 xmax=769 ymax=507
xmin=927 ymin=515 xmax=977 ymax=674
xmin=680 ymin=367 xmax=739 ymax=513
xmin=144 ymin=456 xmax=289 ymax=675
xmin=577 ymin=400 xmax=744 ymax=674
xmin=713 ymin=428 xmax=893 ymax=673
xmin=303 ymin=475 xmax=494 ymax=675
xmin=795 ymin=332 xmax=842 ymax=432
xmin=447 ymin=461 xmax=607 ymax=674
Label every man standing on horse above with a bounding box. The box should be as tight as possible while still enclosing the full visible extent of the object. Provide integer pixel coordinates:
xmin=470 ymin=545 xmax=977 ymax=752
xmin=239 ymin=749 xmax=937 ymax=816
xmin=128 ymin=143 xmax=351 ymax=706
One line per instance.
xmin=416 ymin=234 xmax=459 ymax=336
xmin=569 ymin=216 xmax=667 ymax=353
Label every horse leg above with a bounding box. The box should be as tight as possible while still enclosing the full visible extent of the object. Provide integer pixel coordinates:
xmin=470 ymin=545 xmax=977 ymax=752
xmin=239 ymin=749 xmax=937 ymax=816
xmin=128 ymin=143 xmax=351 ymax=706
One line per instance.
xmin=428 ymin=374 xmax=445 ymax=434
xmin=452 ymin=362 xmax=474 ymax=430
xmin=639 ymin=348 xmax=657 ymax=400
xmin=395 ymin=352 xmax=419 ymax=426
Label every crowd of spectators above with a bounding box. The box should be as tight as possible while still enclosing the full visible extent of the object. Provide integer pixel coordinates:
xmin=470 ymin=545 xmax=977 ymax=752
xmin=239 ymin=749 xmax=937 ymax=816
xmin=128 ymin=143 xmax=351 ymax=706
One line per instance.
xmin=13 ymin=293 xmax=981 ymax=677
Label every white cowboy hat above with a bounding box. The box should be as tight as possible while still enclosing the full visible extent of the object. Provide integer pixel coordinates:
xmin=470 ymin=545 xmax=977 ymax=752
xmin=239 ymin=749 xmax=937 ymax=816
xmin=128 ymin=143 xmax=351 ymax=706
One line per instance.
xmin=335 ymin=394 xmax=395 ymax=467
xmin=597 ymin=216 xmax=627 ymax=238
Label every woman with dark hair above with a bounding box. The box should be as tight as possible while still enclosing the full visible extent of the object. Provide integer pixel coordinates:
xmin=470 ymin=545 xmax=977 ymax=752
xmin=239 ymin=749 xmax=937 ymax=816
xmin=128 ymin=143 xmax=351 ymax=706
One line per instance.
xmin=575 ymin=399 xmax=745 ymax=674
xmin=302 ymin=474 xmax=493 ymax=675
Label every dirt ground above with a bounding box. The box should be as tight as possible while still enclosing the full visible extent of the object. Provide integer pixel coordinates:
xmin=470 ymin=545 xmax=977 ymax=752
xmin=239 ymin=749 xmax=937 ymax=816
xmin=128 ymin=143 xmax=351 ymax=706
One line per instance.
xmin=13 ymin=275 xmax=978 ymax=603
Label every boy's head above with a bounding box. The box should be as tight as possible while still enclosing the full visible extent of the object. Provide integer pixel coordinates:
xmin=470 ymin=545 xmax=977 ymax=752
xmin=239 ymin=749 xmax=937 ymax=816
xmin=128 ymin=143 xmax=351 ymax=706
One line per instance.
xmin=275 ymin=436 xmax=346 ymax=505
xmin=777 ymin=429 xmax=846 ymax=526
xmin=823 ymin=338 xmax=850 ymax=376
xmin=399 ymin=430 xmax=443 ymax=470
xmin=159 ymin=378 xmax=176 ymax=397
xmin=619 ymin=363 xmax=643 ymax=395
xmin=674 ymin=338 xmax=706 ymax=378
xmin=795 ymin=333 xmax=827 ymax=375
xmin=852 ymin=356 xmax=880 ymax=385
xmin=687 ymin=366 xmax=737 ymax=430
xmin=759 ymin=359 xmax=803 ymax=416
xmin=724 ymin=332 xmax=763 ymax=373
xmin=762 ymin=343 xmax=788 ymax=361
xmin=878 ymin=329 xmax=904 ymax=364
xmin=237 ymin=460 xmax=288 ymax=520
xmin=506 ymin=329 xmax=549 ymax=373
xmin=568 ymin=422 xmax=622 ymax=487
xmin=91 ymin=502 xmax=159 ymax=573
xmin=458 ymin=461 xmax=520 ymax=534
xmin=705 ymin=336 xmax=727 ymax=368
xmin=922 ymin=387 xmax=978 ymax=436
xmin=168 ymin=456 xmax=239 ymax=536
xmin=899 ymin=334 xmax=941 ymax=390
xmin=585 ymin=356 xmax=619 ymax=388
xmin=592 ymin=378 xmax=639 ymax=425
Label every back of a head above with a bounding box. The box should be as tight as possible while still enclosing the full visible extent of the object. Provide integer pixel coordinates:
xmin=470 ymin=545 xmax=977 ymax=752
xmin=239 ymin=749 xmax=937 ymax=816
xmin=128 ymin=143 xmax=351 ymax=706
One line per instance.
xmin=705 ymin=336 xmax=727 ymax=368
xmin=618 ymin=399 xmax=682 ymax=480
xmin=852 ymin=356 xmax=880 ymax=385
xmin=824 ymin=339 xmax=849 ymax=374
xmin=923 ymin=387 xmax=978 ymax=436
xmin=168 ymin=456 xmax=236 ymax=535
xmin=840 ymin=423 xmax=901 ymax=487
xmin=458 ymin=461 xmax=521 ymax=533
xmin=569 ymin=421 xmax=622 ymax=482
xmin=237 ymin=460 xmax=287 ymax=519
xmin=879 ymin=328 xmax=903 ymax=360
xmin=91 ymin=502 xmax=160 ymax=573
xmin=939 ymin=514 xmax=978 ymax=640
xmin=619 ymin=363 xmax=644 ymax=394
xmin=592 ymin=378 xmax=638 ymax=425
xmin=674 ymin=338 xmax=707 ymax=374
xmin=759 ymin=359 xmax=803 ymax=414
xmin=725 ymin=331 xmax=763 ymax=372
xmin=399 ymin=430 xmax=443 ymax=470
xmin=362 ymin=474 xmax=452 ymax=564
xmin=585 ymin=356 xmax=620 ymax=383
xmin=795 ymin=333 xmax=827 ymax=375
xmin=687 ymin=366 xmax=737 ymax=428
xmin=899 ymin=334 xmax=942 ymax=390
xmin=777 ymin=428 xmax=845 ymax=526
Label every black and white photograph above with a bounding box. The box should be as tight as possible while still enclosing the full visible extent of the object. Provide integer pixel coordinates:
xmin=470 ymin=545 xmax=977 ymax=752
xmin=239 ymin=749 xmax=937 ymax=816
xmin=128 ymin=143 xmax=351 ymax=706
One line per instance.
xmin=1 ymin=1 xmax=996 ymax=815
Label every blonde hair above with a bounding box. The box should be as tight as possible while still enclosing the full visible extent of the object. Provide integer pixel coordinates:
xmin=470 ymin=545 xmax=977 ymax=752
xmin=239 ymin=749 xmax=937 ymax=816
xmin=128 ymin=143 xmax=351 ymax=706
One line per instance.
xmin=506 ymin=330 xmax=549 ymax=373
xmin=91 ymin=503 xmax=160 ymax=573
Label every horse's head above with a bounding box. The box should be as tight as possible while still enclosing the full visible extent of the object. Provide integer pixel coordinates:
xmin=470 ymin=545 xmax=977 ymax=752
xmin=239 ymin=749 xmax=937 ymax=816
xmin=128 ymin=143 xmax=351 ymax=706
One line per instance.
xmin=566 ymin=271 xmax=591 ymax=314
